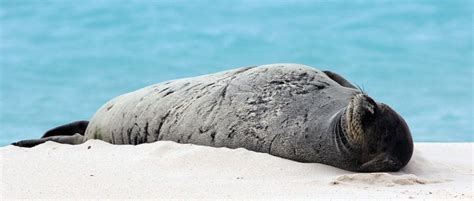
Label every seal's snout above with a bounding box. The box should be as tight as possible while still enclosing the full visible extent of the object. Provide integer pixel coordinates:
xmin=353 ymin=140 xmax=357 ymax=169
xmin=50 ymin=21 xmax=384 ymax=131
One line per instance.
xmin=345 ymin=93 xmax=378 ymax=144
xmin=343 ymin=93 xmax=414 ymax=172
xmin=347 ymin=94 xmax=377 ymax=125
xmin=353 ymin=94 xmax=377 ymax=116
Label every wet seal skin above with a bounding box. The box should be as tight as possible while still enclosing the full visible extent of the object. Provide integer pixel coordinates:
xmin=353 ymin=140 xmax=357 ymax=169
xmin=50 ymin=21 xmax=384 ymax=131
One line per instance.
xmin=13 ymin=63 xmax=413 ymax=172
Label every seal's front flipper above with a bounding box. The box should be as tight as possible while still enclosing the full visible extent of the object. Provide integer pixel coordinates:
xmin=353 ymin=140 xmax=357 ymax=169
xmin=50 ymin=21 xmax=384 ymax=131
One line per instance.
xmin=12 ymin=133 xmax=85 ymax=148
xmin=323 ymin=71 xmax=357 ymax=89
xmin=42 ymin=121 xmax=89 ymax=138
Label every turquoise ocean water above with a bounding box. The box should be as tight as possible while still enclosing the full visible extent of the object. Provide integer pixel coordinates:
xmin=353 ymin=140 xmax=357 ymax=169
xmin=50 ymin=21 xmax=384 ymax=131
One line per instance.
xmin=0 ymin=0 xmax=472 ymax=146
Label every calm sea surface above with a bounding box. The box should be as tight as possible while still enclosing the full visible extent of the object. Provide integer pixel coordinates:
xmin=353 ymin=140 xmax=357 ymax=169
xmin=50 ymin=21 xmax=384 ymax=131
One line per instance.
xmin=0 ymin=0 xmax=472 ymax=145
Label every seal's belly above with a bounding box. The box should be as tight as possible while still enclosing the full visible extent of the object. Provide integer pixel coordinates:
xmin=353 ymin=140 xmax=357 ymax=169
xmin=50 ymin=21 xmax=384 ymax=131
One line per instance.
xmin=84 ymin=64 xmax=354 ymax=161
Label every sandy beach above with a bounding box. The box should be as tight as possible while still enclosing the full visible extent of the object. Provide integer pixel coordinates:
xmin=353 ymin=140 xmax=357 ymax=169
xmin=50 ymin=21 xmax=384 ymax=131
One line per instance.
xmin=1 ymin=141 xmax=472 ymax=200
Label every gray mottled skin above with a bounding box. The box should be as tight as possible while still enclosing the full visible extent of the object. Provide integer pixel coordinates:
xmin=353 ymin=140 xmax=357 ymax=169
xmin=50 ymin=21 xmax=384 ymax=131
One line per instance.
xmin=86 ymin=64 xmax=358 ymax=167
xmin=13 ymin=64 xmax=414 ymax=172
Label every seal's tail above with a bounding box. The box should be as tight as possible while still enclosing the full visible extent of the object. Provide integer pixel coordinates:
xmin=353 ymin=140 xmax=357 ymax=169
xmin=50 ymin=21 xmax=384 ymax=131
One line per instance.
xmin=41 ymin=120 xmax=89 ymax=138
xmin=11 ymin=120 xmax=89 ymax=148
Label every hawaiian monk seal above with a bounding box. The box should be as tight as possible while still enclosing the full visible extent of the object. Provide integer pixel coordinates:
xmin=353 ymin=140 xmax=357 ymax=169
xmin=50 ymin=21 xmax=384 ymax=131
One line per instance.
xmin=13 ymin=64 xmax=413 ymax=172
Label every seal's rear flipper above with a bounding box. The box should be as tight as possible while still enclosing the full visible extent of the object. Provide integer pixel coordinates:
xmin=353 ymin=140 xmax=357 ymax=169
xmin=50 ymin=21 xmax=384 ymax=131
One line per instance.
xmin=323 ymin=71 xmax=357 ymax=89
xmin=12 ymin=134 xmax=85 ymax=148
xmin=42 ymin=121 xmax=89 ymax=138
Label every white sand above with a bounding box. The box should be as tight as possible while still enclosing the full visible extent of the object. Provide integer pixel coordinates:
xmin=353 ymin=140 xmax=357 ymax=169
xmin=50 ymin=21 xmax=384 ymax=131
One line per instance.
xmin=1 ymin=141 xmax=472 ymax=200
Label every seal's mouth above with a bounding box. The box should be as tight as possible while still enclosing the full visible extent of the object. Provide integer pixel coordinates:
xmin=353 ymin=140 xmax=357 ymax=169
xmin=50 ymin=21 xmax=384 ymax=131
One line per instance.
xmin=344 ymin=93 xmax=377 ymax=144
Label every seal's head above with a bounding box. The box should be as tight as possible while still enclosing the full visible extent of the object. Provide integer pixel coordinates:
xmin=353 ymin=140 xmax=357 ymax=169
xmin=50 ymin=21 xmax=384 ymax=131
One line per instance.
xmin=341 ymin=93 xmax=413 ymax=172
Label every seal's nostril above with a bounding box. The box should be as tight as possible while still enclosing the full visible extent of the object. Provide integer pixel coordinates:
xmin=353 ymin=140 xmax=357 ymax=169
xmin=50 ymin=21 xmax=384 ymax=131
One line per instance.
xmin=366 ymin=104 xmax=375 ymax=115
xmin=353 ymin=94 xmax=377 ymax=116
